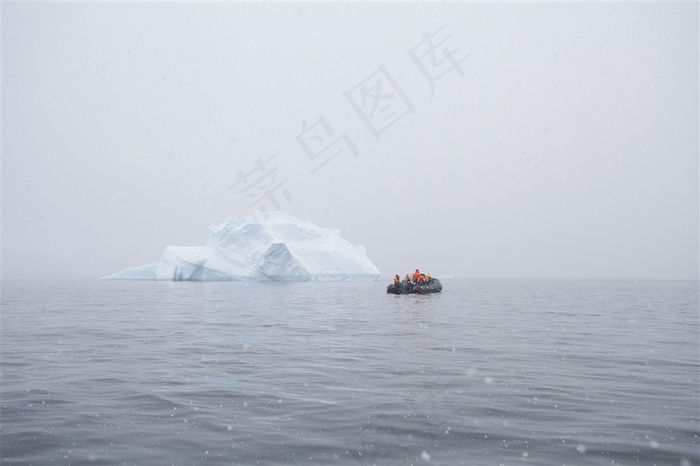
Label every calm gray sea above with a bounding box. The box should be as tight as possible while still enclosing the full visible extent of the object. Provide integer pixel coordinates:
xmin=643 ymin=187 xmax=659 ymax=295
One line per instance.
xmin=1 ymin=278 xmax=698 ymax=466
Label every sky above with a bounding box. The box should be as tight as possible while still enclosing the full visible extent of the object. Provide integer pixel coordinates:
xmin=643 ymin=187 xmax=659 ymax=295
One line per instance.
xmin=2 ymin=1 xmax=698 ymax=280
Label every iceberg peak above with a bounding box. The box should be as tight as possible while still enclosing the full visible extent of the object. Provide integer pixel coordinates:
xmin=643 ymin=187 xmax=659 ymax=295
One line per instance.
xmin=103 ymin=211 xmax=380 ymax=281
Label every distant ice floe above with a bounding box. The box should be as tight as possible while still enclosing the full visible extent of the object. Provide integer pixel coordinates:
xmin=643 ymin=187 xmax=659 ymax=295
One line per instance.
xmin=103 ymin=211 xmax=380 ymax=282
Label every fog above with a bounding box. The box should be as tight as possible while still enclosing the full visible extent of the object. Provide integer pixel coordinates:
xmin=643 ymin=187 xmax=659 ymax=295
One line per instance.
xmin=3 ymin=2 xmax=698 ymax=280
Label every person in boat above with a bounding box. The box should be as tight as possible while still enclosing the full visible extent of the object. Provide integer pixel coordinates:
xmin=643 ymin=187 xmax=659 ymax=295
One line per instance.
xmin=412 ymin=269 xmax=421 ymax=283
xmin=394 ymin=275 xmax=401 ymax=285
xmin=404 ymin=274 xmax=411 ymax=283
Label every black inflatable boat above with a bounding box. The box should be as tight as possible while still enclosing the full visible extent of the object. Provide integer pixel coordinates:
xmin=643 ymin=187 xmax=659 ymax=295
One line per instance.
xmin=387 ymin=278 xmax=442 ymax=294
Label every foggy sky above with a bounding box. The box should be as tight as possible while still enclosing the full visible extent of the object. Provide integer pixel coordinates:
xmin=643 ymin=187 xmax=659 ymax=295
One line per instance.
xmin=3 ymin=2 xmax=698 ymax=280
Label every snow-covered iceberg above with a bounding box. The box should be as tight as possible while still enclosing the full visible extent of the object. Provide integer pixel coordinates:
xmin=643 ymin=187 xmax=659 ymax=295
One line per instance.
xmin=103 ymin=211 xmax=380 ymax=281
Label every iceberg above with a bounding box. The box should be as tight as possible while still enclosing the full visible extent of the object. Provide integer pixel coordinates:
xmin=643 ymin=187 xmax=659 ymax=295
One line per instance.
xmin=103 ymin=211 xmax=380 ymax=281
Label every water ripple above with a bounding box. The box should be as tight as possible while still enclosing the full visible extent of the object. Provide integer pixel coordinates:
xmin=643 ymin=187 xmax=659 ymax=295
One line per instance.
xmin=2 ymin=278 xmax=698 ymax=465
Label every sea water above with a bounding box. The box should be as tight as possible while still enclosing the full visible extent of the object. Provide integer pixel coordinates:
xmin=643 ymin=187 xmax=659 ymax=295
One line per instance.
xmin=1 ymin=278 xmax=698 ymax=465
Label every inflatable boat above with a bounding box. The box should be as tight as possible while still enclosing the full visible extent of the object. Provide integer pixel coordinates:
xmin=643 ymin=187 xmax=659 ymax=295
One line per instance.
xmin=387 ymin=278 xmax=442 ymax=294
